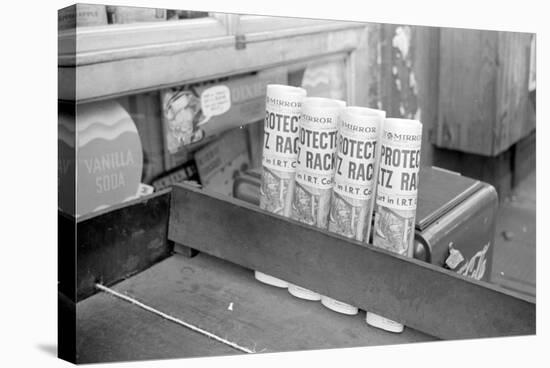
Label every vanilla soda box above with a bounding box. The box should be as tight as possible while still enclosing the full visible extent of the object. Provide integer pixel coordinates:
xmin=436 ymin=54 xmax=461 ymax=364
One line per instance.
xmin=321 ymin=106 xmax=385 ymax=315
xmin=366 ymin=118 xmax=423 ymax=333
xmin=288 ymin=97 xmax=345 ymax=301
xmin=257 ymin=84 xmax=307 ymax=288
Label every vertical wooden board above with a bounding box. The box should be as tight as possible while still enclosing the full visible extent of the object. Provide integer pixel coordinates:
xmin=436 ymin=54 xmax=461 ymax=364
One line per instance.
xmin=495 ymin=32 xmax=533 ymax=153
xmin=379 ymin=24 xmax=400 ymax=117
xmin=412 ymin=26 xmax=440 ymax=166
xmin=377 ymin=24 xmax=435 ymax=164
xmin=366 ymin=23 xmax=382 ymax=109
xmin=437 ymin=29 xmax=497 ymax=155
xmin=379 ymin=24 xmax=420 ymax=119
xmin=347 ymin=25 xmax=370 ymax=107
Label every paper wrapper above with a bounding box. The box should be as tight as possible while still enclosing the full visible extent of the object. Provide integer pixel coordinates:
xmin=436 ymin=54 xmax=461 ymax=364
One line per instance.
xmin=328 ymin=107 xmax=385 ymax=241
xmin=288 ymin=97 xmax=345 ymax=300
xmin=372 ymin=118 xmax=422 ymax=256
xmin=290 ymin=97 xmax=345 ymax=229
xmin=259 ymin=85 xmax=307 ymax=216
xmin=367 ymin=118 xmax=422 ymax=332
xmin=258 ymin=85 xmax=306 ymax=288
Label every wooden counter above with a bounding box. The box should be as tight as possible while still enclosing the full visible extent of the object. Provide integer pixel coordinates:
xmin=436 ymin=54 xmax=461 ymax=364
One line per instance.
xmin=77 ymin=253 xmax=433 ymax=363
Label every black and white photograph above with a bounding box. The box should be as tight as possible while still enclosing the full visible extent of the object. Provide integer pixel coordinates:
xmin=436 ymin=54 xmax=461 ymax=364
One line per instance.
xmin=57 ymin=1 xmax=539 ymax=364
xmin=2 ymin=0 xmax=547 ymax=367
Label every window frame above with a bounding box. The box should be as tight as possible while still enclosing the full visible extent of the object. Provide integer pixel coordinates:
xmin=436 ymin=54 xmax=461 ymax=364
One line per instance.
xmin=58 ymin=14 xmax=370 ymax=106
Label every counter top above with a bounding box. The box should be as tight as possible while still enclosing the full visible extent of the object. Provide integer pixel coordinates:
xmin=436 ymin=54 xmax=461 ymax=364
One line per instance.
xmin=77 ymin=253 xmax=434 ymax=363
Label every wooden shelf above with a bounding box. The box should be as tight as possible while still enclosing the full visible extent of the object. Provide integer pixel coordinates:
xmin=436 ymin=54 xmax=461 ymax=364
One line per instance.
xmin=58 ymin=18 xmax=368 ymax=103
xmin=76 ymin=253 xmax=433 ymax=363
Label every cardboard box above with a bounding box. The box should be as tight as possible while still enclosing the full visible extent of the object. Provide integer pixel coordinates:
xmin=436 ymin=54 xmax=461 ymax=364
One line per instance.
xmin=107 ymin=6 xmax=167 ymax=24
xmin=160 ymin=68 xmax=287 ymax=155
xmin=195 ymin=129 xmax=251 ymax=196
xmin=58 ymin=4 xmax=108 ymax=30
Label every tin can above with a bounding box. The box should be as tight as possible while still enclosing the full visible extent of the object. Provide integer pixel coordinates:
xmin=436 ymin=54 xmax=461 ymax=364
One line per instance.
xmin=288 ymin=97 xmax=345 ymax=301
xmin=257 ymin=84 xmax=307 ymax=288
xmin=322 ymin=106 xmax=385 ymax=314
xmin=367 ymin=118 xmax=423 ymax=332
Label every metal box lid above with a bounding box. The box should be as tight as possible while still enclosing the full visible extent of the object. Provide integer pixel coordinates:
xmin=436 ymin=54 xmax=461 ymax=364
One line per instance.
xmin=235 ymin=166 xmax=483 ymax=232
xmin=415 ymin=167 xmax=483 ymax=231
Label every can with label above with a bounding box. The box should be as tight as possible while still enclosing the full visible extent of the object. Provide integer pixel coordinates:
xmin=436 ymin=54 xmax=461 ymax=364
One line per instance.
xmin=367 ymin=118 xmax=423 ymax=332
xmin=288 ymin=97 xmax=346 ymax=301
xmin=257 ymin=84 xmax=307 ymax=288
xmin=322 ymin=106 xmax=385 ymax=315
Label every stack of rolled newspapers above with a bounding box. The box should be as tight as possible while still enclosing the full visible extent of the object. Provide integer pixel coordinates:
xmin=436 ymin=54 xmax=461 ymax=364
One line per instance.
xmin=258 ymin=84 xmax=422 ymax=332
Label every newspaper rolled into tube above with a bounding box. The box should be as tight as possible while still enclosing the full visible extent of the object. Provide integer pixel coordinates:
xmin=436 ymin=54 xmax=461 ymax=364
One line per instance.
xmin=366 ymin=118 xmax=423 ymax=333
xmin=328 ymin=107 xmax=385 ymax=241
xmin=288 ymin=97 xmax=346 ymax=301
xmin=322 ymin=106 xmax=385 ymax=315
xmin=257 ymin=84 xmax=307 ymax=288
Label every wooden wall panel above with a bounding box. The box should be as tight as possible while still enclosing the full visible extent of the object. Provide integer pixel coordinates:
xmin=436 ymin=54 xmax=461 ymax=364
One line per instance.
xmin=437 ymin=29 xmax=498 ymax=156
xmin=496 ymin=32 xmax=534 ymax=153
xmin=368 ymin=24 xmax=440 ymax=166
xmin=435 ymin=29 xmax=534 ymax=157
xmin=366 ymin=25 xmax=535 ymax=194
xmin=412 ymin=26 xmax=440 ymax=166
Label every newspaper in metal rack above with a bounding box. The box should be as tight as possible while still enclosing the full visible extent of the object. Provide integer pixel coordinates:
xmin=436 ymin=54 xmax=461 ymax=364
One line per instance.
xmin=291 ymin=97 xmax=345 ymax=228
xmin=260 ymin=85 xmax=307 ymax=216
xmin=257 ymin=84 xmax=307 ymax=288
xmin=289 ymin=97 xmax=345 ymax=300
xmin=328 ymin=107 xmax=385 ymax=242
xmin=367 ymin=117 xmax=423 ymax=333
xmin=322 ymin=106 xmax=385 ymax=315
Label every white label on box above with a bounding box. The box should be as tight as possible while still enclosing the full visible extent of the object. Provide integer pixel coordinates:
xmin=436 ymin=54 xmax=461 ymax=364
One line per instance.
xmin=199 ymin=85 xmax=231 ymax=126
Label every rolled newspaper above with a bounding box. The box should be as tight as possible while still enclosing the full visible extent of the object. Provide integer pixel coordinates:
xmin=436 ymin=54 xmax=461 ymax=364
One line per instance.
xmin=257 ymin=84 xmax=307 ymax=288
xmin=288 ymin=97 xmax=346 ymax=301
xmin=366 ymin=118 xmax=423 ymax=333
xmin=322 ymin=106 xmax=385 ymax=315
